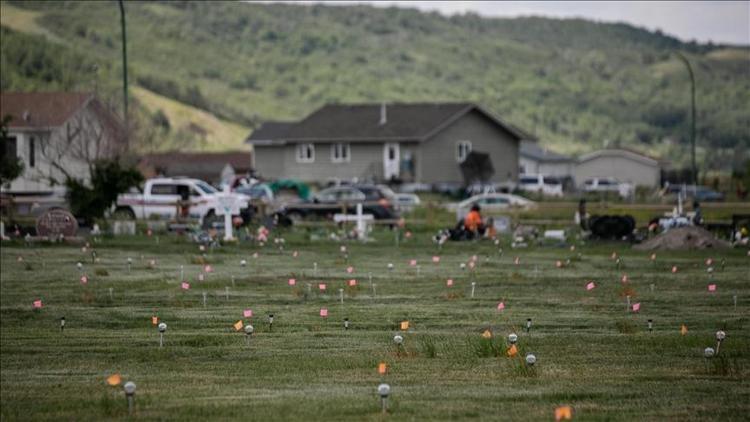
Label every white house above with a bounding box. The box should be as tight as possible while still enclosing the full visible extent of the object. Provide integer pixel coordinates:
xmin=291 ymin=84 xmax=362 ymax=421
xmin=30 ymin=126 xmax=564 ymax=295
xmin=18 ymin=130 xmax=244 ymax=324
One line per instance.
xmin=574 ymin=148 xmax=661 ymax=188
xmin=0 ymin=92 xmax=123 ymax=195
xmin=519 ymin=140 xmax=574 ymax=178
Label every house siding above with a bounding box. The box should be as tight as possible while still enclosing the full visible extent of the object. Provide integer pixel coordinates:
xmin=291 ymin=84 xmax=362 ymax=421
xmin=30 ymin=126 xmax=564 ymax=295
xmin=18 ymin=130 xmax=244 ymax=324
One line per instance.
xmin=420 ymin=111 xmax=519 ymax=184
xmin=574 ymin=155 xmax=659 ymax=187
xmin=254 ymin=143 xmax=389 ymax=183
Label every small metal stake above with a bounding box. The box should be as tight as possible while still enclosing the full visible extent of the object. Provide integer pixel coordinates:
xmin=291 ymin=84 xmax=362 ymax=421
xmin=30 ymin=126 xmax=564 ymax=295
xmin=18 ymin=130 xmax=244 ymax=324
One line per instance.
xmin=158 ymin=322 xmax=167 ymax=348
xmin=648 ymin=319 xmax=653 ymax=332
xmin=123 ymin=382 xmax=136 ymax=415
xmin=344 ymin=318 xmax=350 ymax=330
xmin=60 ymin=316 xmax=65 ymax=332
xmin=416 ymin=265 xmax=421 ymax=277
xmin=526 ymin=318 xmax=532 ymax=333
xmin=650 ymin=283 xmax=655 ymax=293
xmin=378 ymin=383 xmax=390 ymax=414
xmin=339 ymin=288 xmax=344 ymax=304
xmin=202 ymin=292 xmax=207 ymax=308
xmin=626 ymin=295 xmax=631 ymax=311
xmin=313 ymin=262 xmax=318 ymax=277
xmin=372 ymin=283 xmax=376 ymax=298
xmin=471 ymin=282 xmax=476 ymax=299
xmin=180 ymin=265 xmax=184 ymax=282
xmin=268 ymin=314 xmax=274 ymax=332
xmin=231 ymin=275 xmax=235 ymax=288
xmin=225 ymin=286 xmax=229 ymax=301
xmin=715 ymin=331 xmax=726 ymax=356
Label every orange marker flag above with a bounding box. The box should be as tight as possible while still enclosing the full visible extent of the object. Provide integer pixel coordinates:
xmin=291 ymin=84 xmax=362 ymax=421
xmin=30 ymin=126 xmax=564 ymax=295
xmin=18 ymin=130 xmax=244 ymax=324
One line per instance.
xmin=555 ymin=405 xmax=573 ymax=421
xmin=481 ymin=329 xmax=492 ymax=339
xmin=234 ymin=320 xmax=244 ymax=331
xmin=151 ymin=316 xmax=158 ymax=325
xmin=680 ymin=324 xmax=688 ymax=336
xmin=378 ymin=362 xmax=387 ymax=375
xmin=506 ymin=344 xmax=518 ymax=357
xmin=106 ymin=373 xmax=122 ymax=386
xmin=400 ymin=321 xmax=409 ymax=330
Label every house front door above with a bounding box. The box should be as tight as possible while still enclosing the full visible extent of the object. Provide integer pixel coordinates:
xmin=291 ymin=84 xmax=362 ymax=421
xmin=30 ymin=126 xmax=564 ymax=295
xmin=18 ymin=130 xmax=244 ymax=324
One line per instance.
xmin=383 ymin=143 xmax=400 ymax=181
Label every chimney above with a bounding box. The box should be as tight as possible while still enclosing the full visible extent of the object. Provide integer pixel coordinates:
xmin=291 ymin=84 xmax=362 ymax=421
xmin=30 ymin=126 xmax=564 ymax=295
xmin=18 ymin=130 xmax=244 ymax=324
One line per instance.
xmin=379 ymin=102 xmax=387 ymax=125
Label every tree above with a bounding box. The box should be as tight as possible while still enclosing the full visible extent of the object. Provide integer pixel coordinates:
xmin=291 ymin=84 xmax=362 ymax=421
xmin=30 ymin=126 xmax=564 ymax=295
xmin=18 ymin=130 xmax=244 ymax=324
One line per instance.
xmin=65 ymin=159 xmax=143 ymax=224
xmin=0 ymin=115 xmax=24 ymax=188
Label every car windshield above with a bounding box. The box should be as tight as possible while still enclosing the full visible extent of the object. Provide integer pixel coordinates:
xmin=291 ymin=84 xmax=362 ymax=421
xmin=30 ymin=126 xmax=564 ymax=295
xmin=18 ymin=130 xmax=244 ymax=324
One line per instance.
xmin=195 ymin=181 xmax=218 ymax=194
xmin=355 ymin=187 xmax=383 ymax=200
xmin=520 ymin=177 xmax=538 ymax=184
xmin=543 ymin=177 xmax=561 ymax=185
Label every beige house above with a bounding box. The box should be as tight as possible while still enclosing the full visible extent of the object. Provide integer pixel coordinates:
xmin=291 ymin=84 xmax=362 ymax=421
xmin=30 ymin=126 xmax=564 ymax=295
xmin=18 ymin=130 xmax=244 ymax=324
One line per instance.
xmin=0 ymin=92 xmax=124 ymax=195
xmin=246 ymin=102 xmax=524 ymax=185
xmin=574 ymin=148 xmax=661 ymax=188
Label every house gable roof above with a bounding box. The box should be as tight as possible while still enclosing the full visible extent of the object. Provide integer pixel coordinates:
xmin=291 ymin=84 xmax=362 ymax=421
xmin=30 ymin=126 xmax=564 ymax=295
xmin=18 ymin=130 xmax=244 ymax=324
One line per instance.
xmin=577 ymin=148 xmax=659 ymax=167
xmin=520 ymin=140 xmax=573 ymax=163
xmin=246 ymin=102 xmax=525 ymax=144
xmin=245 ymin=121 xmax=295 ymax=144
xmin=0 ymin=92 xmax=94 ymax=129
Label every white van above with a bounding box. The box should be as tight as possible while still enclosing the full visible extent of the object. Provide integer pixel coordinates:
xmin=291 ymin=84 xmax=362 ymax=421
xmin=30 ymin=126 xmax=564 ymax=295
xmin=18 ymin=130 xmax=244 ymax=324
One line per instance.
xmin=518 ymin=174 xmax=564 ymax=197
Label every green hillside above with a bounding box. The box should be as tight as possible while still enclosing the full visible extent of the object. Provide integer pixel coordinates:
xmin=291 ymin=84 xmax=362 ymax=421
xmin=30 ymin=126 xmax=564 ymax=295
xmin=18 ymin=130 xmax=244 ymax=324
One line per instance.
xmin=1 ymin=1 xmax=748 ymax=169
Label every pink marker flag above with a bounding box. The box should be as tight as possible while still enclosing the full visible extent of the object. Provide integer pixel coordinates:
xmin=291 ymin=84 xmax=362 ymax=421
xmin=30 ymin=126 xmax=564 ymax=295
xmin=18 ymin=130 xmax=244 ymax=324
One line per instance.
xmin=471 ymin=255 xmax=478 ymax=262
xmin=80 ymin=275 xmax=88 ymax=284
xmin=204 ymin=265 xmax=213 ymax=273
xmin=340 ymin=245 xmax=347 ymax=253
xmin=705 ymin=258 xmax=713 ymax=266
xmin=514 ymin=257 xmax=520 ymax=265
xmin=446 ymin=279 xmax=454 ymax=287
xmin=253 ymin=252 xmax=259 ymax=258
xmin=293 ymin=250 xmax=299 ymax=258
xmin=432 ymin=256 xmax=440 ymax=263
xmin=33 ymin=299 xmax=43 ymax=309
xmin=621 ymin=275 xmax=629 ymax=283
xmin=586 ymin=281 xmax=596 ymax=290
xmin=288 ymin=278 xmax=296 ymax=286
xmin=346 ymin=266 xmax=354 ymax=274
xmin=632 ymin=303 xmax=641 ymax=312
xmin=671 ymin=266 xmax=678 ymax=273
xmin=468 ymin=261 xmax=476 ymax=269
xmin=181 ymin=282 xmax=190 ymax=290
xmin=409 ymin=259 xmax=417 ymax=266
xmin=555 ymin=260 xmax=563 ymax=268
xmin=319 ymin=308 xmax=328 ymax=317
xmin=243 ymin=309 xmax=253 ymax=317
xmin=348 ymin=279 xmax=357 ymax=287
xmin=198 ymin=273 xmax=205 ymax=281
xmin=318 ymin=283 xmax=327 ymax=291
xmin=708 ymin=284 xmax=717 ymax=292
xmin=496 ymin=302 xmax=505 ymax=311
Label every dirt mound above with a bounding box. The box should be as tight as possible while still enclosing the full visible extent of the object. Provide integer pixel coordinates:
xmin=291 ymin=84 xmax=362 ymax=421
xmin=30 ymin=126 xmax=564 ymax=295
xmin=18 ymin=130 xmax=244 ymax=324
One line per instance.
xmin=634 ymin=226 xmax=731 ymax=251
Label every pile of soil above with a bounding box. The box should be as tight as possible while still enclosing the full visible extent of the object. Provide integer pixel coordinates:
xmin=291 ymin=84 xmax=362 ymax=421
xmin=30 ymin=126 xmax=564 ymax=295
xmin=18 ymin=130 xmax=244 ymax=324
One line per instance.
xmin=634 ymin=226 xmax=731 ymax=251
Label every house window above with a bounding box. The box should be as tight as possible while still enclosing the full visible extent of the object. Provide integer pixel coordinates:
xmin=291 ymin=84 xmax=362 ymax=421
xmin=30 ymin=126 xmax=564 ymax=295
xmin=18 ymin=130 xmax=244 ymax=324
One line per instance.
xmin=331 ymin=143 xmax=350 ymax=163
xmin=28 ymin=136 xmax=35 ymax=168
xmin=2 ymin=136 xmax=17 ymax=163
xmin=296 ymin=143 xmax=315 ymax=163
xmin=456 ymin=140 xmax=472 ymax=162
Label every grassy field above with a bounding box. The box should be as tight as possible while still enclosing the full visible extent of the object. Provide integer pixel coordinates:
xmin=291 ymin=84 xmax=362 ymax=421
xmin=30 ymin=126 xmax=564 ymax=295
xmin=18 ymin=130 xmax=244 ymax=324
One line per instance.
xmin=1 ymin=229 xmax=748 ymax=421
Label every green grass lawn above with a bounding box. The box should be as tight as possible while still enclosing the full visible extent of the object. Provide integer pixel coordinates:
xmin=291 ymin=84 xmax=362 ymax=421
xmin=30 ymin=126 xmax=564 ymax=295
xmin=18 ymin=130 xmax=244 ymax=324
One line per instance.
xmin=1 ymin=230 xmax=748 ymax=421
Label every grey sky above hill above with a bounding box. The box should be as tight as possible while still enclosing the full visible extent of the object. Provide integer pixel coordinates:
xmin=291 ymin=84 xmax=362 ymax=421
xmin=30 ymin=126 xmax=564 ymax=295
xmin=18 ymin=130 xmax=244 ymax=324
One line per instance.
xmin=262 ymin=1 xmax=750 ymax=45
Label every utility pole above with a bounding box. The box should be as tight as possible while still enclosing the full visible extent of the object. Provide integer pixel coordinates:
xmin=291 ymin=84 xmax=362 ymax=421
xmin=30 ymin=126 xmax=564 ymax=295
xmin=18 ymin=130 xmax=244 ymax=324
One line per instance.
xmin=675 ymin=52 xmax=697 ymax=186
xmin=118 ymin=0 xmax=129 ymax=150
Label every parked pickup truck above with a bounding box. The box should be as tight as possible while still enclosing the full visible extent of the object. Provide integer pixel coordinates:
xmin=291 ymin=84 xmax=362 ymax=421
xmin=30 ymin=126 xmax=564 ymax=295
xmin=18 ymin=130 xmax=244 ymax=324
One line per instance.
xmin=114 ymin=177 xmax=252 ymax=227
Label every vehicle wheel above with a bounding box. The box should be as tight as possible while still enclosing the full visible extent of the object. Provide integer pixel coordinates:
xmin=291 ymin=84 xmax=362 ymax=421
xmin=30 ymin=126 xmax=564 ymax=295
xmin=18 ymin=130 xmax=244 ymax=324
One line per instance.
xmin=286 ymin=211 xmax=304 ymax=225
xmin=202 ymin=210 xmax=222 ymax=229
xmin=113 ymin=207 xmax=136 ymax=220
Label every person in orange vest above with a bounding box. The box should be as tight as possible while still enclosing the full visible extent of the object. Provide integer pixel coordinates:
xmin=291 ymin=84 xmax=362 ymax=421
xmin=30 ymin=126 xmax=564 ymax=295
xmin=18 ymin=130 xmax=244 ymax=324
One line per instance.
xmin=464 ymin=204 xmax=484 ymax=239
